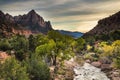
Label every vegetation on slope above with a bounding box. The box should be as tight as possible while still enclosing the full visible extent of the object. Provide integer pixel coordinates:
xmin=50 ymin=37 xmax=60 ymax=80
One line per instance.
xmin=0 ymin=30 xmax=120 ymax=80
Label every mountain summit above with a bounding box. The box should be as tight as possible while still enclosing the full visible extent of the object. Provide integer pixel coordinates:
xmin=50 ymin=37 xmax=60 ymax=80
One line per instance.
xmin=0 ymin=10 xmax=53 ymax=37
xmin=14 ymin=10 xmax=53 ymax=33
xmin=28 ymin=9 xmax=36 ymax=14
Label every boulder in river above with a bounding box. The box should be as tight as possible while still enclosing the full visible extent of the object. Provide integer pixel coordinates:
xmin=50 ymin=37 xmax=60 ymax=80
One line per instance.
xmin=91 ymin=61 xmax=101 ymax=68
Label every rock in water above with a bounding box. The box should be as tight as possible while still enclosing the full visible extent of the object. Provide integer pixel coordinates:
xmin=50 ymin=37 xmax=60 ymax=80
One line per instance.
xmin=74 ymin=63 xmax=110 ymax=80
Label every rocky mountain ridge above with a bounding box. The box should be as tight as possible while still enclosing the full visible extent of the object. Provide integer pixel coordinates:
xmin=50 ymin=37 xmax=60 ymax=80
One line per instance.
xmin=0 ymin=10 xmax=53 ymax=37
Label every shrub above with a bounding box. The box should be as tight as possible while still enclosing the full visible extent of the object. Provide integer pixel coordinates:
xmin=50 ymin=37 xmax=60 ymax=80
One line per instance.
xmin=0 ymin=57 xmax=29 ymax=80
xmin=112 ymin=40 xmax=120 ymax=68
xmin=25 ymin=55 xmax=50 ymax=80
xmin=84 ymin=52 xmax=99 ymax=61
xmin=0 ymin=39 xmax=11 ymax=51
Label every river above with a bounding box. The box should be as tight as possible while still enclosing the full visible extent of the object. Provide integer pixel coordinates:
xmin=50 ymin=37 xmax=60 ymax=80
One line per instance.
xmin=74 ymin=63 xmax=110 ymax=80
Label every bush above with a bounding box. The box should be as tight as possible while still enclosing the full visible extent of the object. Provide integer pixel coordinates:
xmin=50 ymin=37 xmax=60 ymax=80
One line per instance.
xmin=15 ymin=49 xmax=27 ymax=61
xmin=0 ymin=57 xmax=29 ymax=80
xmin=0 ymin=39 xmax=11 ymax=51
xmin=76 ymin=38 xmax=86 ymax=52
xmin=10 ymin=35 xmax=29 ymax=60
xmin=84 ymin=52 xmax=99 ymax=61
xmin=113 ymin=58 xmax=120 ymax=68
xmin=99 ymin=40 xmax=120 ymax=69
xmin=75 ymin=56 xmax=84 ymax=65
xmin=25 ymin=55 xmax=50 ymax=80
xmin=84 ymin=53 xmax=93 ymax=60
xmin=100 ymin=45 xmax=113 ymax=57
xmin=112 ymin=40 xmax=120 ymax=68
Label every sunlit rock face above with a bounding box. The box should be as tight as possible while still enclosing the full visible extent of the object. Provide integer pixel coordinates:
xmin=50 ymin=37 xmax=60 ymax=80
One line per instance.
xmin=74 ymin=63 xmax=110 ymax=80
xmin=14 ymin=10 xmax=53 ymax=34
xmin=0 ymin=10 xmax=53 ymax=37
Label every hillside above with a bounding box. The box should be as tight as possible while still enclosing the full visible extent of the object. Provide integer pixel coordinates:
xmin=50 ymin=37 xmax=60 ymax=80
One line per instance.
xmin=84 ymin=11 xmax=120 ymax=36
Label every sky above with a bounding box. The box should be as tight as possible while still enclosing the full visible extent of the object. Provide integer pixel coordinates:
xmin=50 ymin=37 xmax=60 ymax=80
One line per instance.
xmin=0 ymin=0 xmax=120 ymax=33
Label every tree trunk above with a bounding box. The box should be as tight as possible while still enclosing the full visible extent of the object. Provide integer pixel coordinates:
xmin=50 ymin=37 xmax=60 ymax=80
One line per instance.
xmin=53 ymin=55 xmax=56 ymax=66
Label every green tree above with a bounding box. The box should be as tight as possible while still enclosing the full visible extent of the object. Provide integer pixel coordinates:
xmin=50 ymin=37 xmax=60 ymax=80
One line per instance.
xmin=36 ymin=40 xmax=56 ymax=65
xmin=0 ymin=39 xmax=11 ymax=51
xmin=25 ymin=55 xmax=50 ymax=80
xmin=10 ymin=35 xmax=29 ymax=60
xmin=10 ymin=35 xmax=29 ymax=51
xmin=0 ymin=57 xmax=29 ymax=80
xmin=36 ymin=31 xmax=75 ymax=66
xmin=76 ymin=38 xmax=86 ymax=52
xmin=36 ymin=34 xmax=49 ymax=46
xmin=28 ymin=34 xmax=36 ymax=52
xmin=48 ymin=30 xmax=63 ymax=42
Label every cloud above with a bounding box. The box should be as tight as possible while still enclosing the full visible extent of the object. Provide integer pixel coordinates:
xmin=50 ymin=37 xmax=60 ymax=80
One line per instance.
xmin=0 ymin=0 xmax=120 ymax=32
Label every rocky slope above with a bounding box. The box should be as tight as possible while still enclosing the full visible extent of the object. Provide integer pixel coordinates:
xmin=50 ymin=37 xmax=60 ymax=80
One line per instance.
xmin=0 ymin=10 xmax=53 ymax=37
xmin=84 ymin=11 xmax=120 ymax=36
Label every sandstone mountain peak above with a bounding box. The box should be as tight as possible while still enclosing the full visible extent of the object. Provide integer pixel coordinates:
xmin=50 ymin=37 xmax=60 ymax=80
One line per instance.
xmin=29 ymin=9 xmax=36 ymax=13
xmin=0 ymin=10 xmax=4 ymax=14
xmin=28 ymin=10 xmax=37 ymax=15
xmin=0 ymin=10 xmax=4 ymax=17
xmin=0 ymin=10 xmax=53 ymax=37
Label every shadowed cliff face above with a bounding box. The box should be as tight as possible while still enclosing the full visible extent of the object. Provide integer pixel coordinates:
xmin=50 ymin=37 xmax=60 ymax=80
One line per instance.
xmin=84 ymin=11 xmax=120 ymax=36
xmin=0 ymin=10 xmax=53 ymax=37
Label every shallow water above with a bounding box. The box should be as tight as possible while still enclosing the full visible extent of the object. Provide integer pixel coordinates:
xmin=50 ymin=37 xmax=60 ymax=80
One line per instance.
xmin=74 ymin=63 xmax=110 ymax=80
